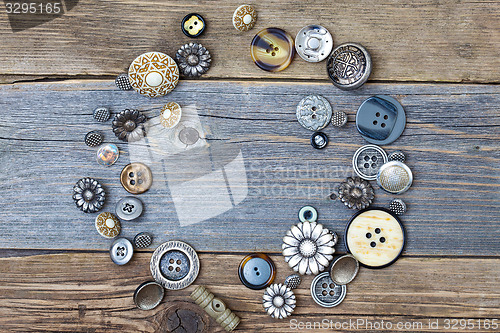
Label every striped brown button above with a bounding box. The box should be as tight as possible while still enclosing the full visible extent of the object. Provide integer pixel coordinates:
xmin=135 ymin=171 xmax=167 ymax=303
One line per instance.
xmin=120 ymin=163 xmax=153 ymax=194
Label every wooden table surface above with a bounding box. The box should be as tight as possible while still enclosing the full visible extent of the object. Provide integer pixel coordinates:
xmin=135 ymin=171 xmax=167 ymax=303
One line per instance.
xmin=0 ymin=1 xmax=499 ymax=332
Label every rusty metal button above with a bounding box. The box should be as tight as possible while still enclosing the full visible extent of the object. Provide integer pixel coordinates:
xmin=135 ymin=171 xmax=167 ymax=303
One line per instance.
xmin=310 ymin=272 xmax=346 ymax=308
xmin=120 ymin=163 xmax=153 ymax=194
xmin=95 ymin=212 xmax=121 ymax=238
xmin=115 ymin=196 xmax=143 ymax=221
xmin=295 ymin=25 xmax=333 ymax=63
xmin=238 ymin=253 xmax=276 ymax=290
xmin=109 ymin=237 xmax=133 ymax=265
xmin=329 ymin=254 xmax=359 ymax=285
xmin=134 ymin=281 xmax=164 ymax=310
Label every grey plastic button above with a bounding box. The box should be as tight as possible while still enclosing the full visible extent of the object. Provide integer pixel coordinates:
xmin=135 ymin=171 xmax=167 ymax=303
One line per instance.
xmin=296 ymin=95 xmax=332 ymax=131
xmin=298 ymin=205 xmax=318 ymax=222
xmin=239 ymin=254 xmax=275 ymax=290
xmin=134 ymin=232 xmax=153 ymax=248
xmin=115 ymin=196 xmax=143 ymax=221
xmin=310 ymin=272 xmax=346 ymax=308
xmin=110 ymin=237 xmax=134 ymax=265
xmin=93 ymin=107 xmax=110 ymax=122
xmin=389 ymin=150 xmax=406 ymax=163
xmin=352 ymin=145 xmax=388 ymax=180
xmin=377 ymin=161 xmax=413 ymax=194
xmin=356 ymin=95 xmax=406 ymax=145
xmin=134 ymin=281 xmax=164 ymax=310
xmin=329 ymin=254 xmax=359 ymax=285
xmin=295 ymin=25 xmax=333 ymax=63
xmin=327 ymin=42 xmax=371 ymax=90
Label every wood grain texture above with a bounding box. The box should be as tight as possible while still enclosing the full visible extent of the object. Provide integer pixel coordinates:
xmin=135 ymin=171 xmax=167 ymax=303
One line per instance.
xmin=0 ymin=0 xmax=499 ymax=83
xmin=0 ymin=80 xmax=499 ymax=254
xmin=0 ymin=252 xmax=498 ymax=332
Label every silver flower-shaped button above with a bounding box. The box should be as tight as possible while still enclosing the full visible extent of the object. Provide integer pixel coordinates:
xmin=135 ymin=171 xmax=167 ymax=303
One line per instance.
xmin=263 ymin=283 xmax=296 ymax=319
xmin=72 ymin=177 xmax=105 ymax=213
xmin=175 ymin=43 xmax=212 ymax=78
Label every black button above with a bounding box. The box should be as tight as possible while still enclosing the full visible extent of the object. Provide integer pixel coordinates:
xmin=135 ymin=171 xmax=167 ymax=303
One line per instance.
xmin=182 ymin=13 xmax=205 ymax=38
xmin=238 ymin=253 xmax=276 ymax=290
xmin=311 ymin=132 xmax=328 ymax=149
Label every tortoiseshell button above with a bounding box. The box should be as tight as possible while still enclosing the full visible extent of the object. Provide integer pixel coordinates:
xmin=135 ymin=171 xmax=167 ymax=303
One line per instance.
xmin=233 ymin=4 xmax=257 ymax=32
xmin=295 ymin=25 xmax=333 ymax=63
xmin=120 ymin=163 xmax=153 ymax=194
xmin=95 ymin=212 xmax=121 ymax=238
xmin=182 ymin=13 xmax=205 ymax=38
xmin=251 ymin=28 xmax=295 ymax=72
xmin=238 ymin=253 xmax=276 ymax=290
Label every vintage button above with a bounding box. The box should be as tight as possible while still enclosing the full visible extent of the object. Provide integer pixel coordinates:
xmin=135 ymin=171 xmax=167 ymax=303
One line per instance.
xmin=352 ymin=144 xmax=388 ymax=180
xmin=377 ymin=161 xmax=413 ymax=194
xmin=310 ymin=272 xmax=347 ymax=308
xmin=388 ymin=150 xmax=406 ymax=163
xmin=160 ymin=102 xmax=182 ymax=129
xmin=95 ymin=212 xmax=121 ymax=238
xmin=233 ymin=4 xmax=257 ymax=32
xmin=150 ymin=241 xmax=200 ymax=290
xmin=134 ymin=281 xmax=164 ymax=310
xmin=326 ymin=42 xmax=372 ymax=90
xmin=338 ymin=177 xmax=374 ymax=210
xmin=109 ymin=237 xmax=133 ymax=265
xmin=115 ymin=196 xmax=143 ymax=221
xmin=331 ymin=111 xmax=348 ymax=128
xmin=284 ymin=274 xmax=301 ymax=290
xmin=311 ymin=132 xmax=328 ymax=149
xmin=93 ymin=107 xmax=110 ymax=122
xmin=263 ymin=283 xmax=296 ymax=319
xmin=115 ymin=73 xmax=132 ymax=91
xmin=191 ymin=286 xmax=241 ymax=330
xmin=389 ymin=198 xmax=407 ymax=215
xmin=238 ymin=253 xmax=276 ymax=290
xmin=251 ymin=28 xmax=295 ymax=72
xmin=296 ymin=95 xmax=332 ymax=131
xmin=120 ymin=162 xmax=153 ymax=194
xmin=329 ymin=254 xmax=359 ymax=285
xmin=85 ymin=131 xmax=103 ymax=147
xmin=344 ymin=208 xmax=405 ymax=268
xmin=356 ymin=95 xmax=406 ymax=145
xmin=175 ymin=43 xmax=212 ymax=78
xmin=73 ymin=177 xmax=106 ymax=213
xmin=298 ymin=205 xmax=318 ymax=222
xmin=96 ymin=144 xmax=119 ymax=166
xmin=134 ymin=232 xmax=153 ymax=248
xmin=181 ymin=13 xmax=205 ymax=37
xmin=112 ymin=109 xmax=147 ymax=142
xmin=128 ymin=52 xmax=179 ymax=98
xmin=295 ymin=25 xmax=333 ymax=63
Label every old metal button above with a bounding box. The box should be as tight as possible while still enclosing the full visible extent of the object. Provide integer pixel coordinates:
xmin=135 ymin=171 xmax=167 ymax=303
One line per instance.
xmin=331 ymin=111 xmax=348 ymax=128
xmin=263 ymin=283 xmax=296 ymax=319
xmin=338 ymin=177 xmax=375 ymax=210
xmin=311 ymin=132 xmax=328 ymax=149
xmin=329 ymin=254 xmax=359 ymax=285
xmin=134 ymin=281 xmax=164 ymax=310
xmin=238 ymin=253 xmax=276 ymax=290
xmin=115 ymin=74 xmax=132 ymax=91
xmin=284 ymin=274 xmax=301 ymax=290
xmin=296 ymin=95 xmax=332 ymax=131
xmin=95 ymin=212 xmax=121 ymax=238
xmin=150 ymin=241 xmax=200 ymax=290
xmin=182 ymin=13 xmax=205 ymax=37
xmin=93 ymin=107 xmax=110 ymax=122
xmin=115 ymin=196 xmax=143 ymax=221
xmin=377 ymin=161 xmax=413 ymax=194
xmin=112 ymin=109 xmax=147 ymax=142
xmin=73 ymin=177 xmax=106 ymax=213
xmin=298 ymin=205 xmax=317 ymax=222
xmin=233 ymin=4 xmax=257 ymax=32
xmin=120 ymin=162 xmax=153 ymax=194
xmin=295 ymin=25 xmax=333 ymax=63
xmin=85 ymin=131 xmax=103 ymax=147
xmin=251 ymin=28 xmax=295 ymax=72
xmin=356 ymin=95 xmax=406 ymax=145
xmin=389 ymin=198 xmax=407 ymax=215
xmin=96 ymin=143 xmax=119 ymax=166
xmin=310 ymin=272 xmax=346 ymax=308
xmin=352 ymin=145 xmax=388 ymax=180
xmin=128 ymin=52 xmax=179 ymax=98
xmin=134 ymin=232 xmax=153 ymax=248
xmin=388 ymin=150 xmax=406 ymax=163
xmin=326 ymin=42 xmax=372 ymax=90
xmin=345 ymin=208 xmax=405 ymax=268
xmin=110 ymin=237 xmax=133 ymax=265
xmin=175 ymin=43 xmax=212 ymax=78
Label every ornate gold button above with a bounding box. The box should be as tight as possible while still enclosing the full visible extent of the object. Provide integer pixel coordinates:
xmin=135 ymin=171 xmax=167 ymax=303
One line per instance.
xmin=95 ymin=212 xmax=121 ymax=238
xmin=120 ymin=163 xmax=153 ymax=194
xmin=160 ymin=102 xmax=182 ymax=129
xmin=233 ymin=4 xmax=257 ymax=32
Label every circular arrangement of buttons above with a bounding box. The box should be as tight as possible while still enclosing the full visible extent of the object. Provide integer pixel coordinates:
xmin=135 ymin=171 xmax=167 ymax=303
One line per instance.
xmin=295 ymin=25 xmax=333 ymax=63
xmin=150 ymin=241 xmax=200 ymax=290
xmin=115 ymin=196 xmax=143 ymax=221
xmin=134 ymin=232 xmax=153 ymax=248
xmin=233 ymin=4 xmax=257 ymax=32
xmin=311 ymin=132 xmax=328 ymax=149
xmin=96 ymin=144 xmax=119 ymax=166
xmin=389 ymin=150 xmax=406 ymax=163
xmin=160 ymin=102 xmax=182 ymax=129
xmin=329 ymin=254 xmax=359 ymax=285
xmin=296 ymin=95 xmax=332 ymax=131
xmin=120 ymin=162 xmax=153 ymax=194
xmin=389 ymin=198 xmax=407 ymax=215
xmin=326 ymin=42 xmax=372 ymax=90
xmin=175 ymin=43 xmax=212 ymax=78
xmin=95 ymin=212 xmax=121 ymax=238
xmin=181 ymin=13 xmax=205 ymax=37
xmin=377 ymin=161 xmax=413 ymax=194
xmin=84 ymin=131 xmax=103 ymax=147
xmin=93 ymin=107 xmax=110 ymax=122
xmin=115 ymin=74 xmax=132 ymax=91
xmin=109 ymin=237 xmax=134 ymax=265
xmin=345 ymin=208 xmax=406 ymax=268
xmin=352 ymin=144 xmax=388 ymax=180
xmin=128 ymin=51 xmax=179 ymax=98
xmin=238 ymin=253 xmax=276 ymax=290
xmin=310 ymin=272 xmax=347 ymax=308
xmin=251 ymin=28 xmax=295 ymax=72
xmin=134 ymin=281 xmax=165 ymax=310
xmin=298 ymin=205 xmax=317 ymax=222
xmin=356 ymin=95 xmax=406 ymax=145
xmin=332 ymin=111 xmax=348 ymax=128
xmin=73 ymin=177 xmax=106 ymax=213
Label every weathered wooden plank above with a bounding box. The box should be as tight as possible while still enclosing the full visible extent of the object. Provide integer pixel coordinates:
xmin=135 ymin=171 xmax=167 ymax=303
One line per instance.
xmin=0 ymin=252 xmax=498 ymax=332
xmin=0 ymin=0 xmax=499 ymax=83
xmin=0 ymin=80 xmax=499 ymax=254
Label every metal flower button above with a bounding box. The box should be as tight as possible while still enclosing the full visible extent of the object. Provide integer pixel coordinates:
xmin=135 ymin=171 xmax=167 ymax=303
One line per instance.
xmin=73 ymin=177 xmax=105 ymax=213
xmin=112 ymin=109 xmax=146 ymax=142
xmin=175 ymin=43 xmax=211 ymax=78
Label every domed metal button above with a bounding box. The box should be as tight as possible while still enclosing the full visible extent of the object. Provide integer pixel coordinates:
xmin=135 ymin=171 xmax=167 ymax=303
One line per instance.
xmin=110 ymin=237 xmax=133 ymax=265
xmin=134 ymin=232 xmax=153 ymax=248
xmin=134 ymin=281 xmax=164 ymax=310
xmin=356 ymin=95 xmax=406 ymax=145
xmin=233 ymin=4 xmax=257 ymax=31
xmin=345 ymin=208 xmax=405 ymax=268
xmin=120 ymin=163 xmax=153 ymax=194
xmin=298 ymin=205 xmax=318 ymax=222
xmin=115 ymin=74 xmax=132 ymax=91
xmin=352 ymin=145 xmax=388 ymax=180
xmin=96 ymin=144 xmax=119 ymax=166
xmin=329 ymin=254 xmax=359 ymax=285
xmin=388 ymin=150 xmax=406 ymax=163
xmin=326 ymin=42 xmax=372 ymax=90
xmin=251 ymin=28 xmax=295 ymax=72
xmin=95 ymin=212 xmax=121 ymax=238
xmin=331 ymin=111 xmax=348 ymax=128
xmin=85 ymin=131 xmax=103 ymax=147
xmin=93 ymin=107 xmax=110 ymax=122
xmin=311 ymin=132 xmax=328 ymax=149
xmin=128 ymin=52 xmax=179 ymax=98
xmin=310 ymin=272 xmax=346 ymax=308
xmin=115 ymin=196 xmax=143 ymax=221
xmin=238 ymin=253 xmax=276 ymax=290
xmin=377 ymin=161 xmax=413 ymax=194
xmin=295 ymin=25 xmax=333 ymax=63
xmin=389 ymin=198 xmax=407 ymax=215
xmin=182 ymin=13 xmax=205 ymax=37
xmin=296 ymin=95 xmax=332 ymax=131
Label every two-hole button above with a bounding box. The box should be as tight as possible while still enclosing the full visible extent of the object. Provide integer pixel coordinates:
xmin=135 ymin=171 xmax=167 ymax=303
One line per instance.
xmin=238 ymin=253 xmax=276 ymax=290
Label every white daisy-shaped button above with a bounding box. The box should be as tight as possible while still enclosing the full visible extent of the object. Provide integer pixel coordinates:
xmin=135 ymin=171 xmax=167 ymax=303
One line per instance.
xmin=262 ymin=283 xmax=296 ymax=319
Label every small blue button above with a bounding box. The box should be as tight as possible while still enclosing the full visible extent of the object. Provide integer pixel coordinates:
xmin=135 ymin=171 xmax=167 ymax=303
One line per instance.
xmin=238 ymin=253 xmax=276 ymax=290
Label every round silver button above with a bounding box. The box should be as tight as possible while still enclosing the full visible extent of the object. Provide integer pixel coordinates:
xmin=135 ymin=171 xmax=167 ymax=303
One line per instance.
xmin=310 ymin=272 xmax=346 ymax=308
xmin=295 ymin=25 xmax=333 ymax=63
xmin=109 ymin=238 xmax=134 ymax=265
xmin=115 ymin=196 xmax=143 ymax=221
xmin=352 ymin=145 xmax=388 ymax=180
xmin=296 ymin=95 xmax=332 ymax=131
xmin=377 ymin=161 xmax=413 ymax=194
xmin=327 ymin=42 xmax=372 ymax=90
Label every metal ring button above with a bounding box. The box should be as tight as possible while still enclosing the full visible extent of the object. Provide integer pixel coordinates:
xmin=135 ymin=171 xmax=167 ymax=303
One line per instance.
xmin=134 ymin=281 xmax=164 ymax=310
xmin=251 ymin=28 xmax=295 ymax=72
xmin=182 ymin=13 xmax=205 ymax=37
xmin=377 ymin=161 xmax=413 ymax=194
xmin=96 ymin=144 xmax=119 ymax=166
xmin=311 ymin=132 xmax=328 ymax=149
xmin=115 ymin=196 xmax=143 ymax=221
xmin=120 ymin=163 xmax=153 ymax=194
xmin=326 ymin=42 xmax=372 ymax=90
xmin=352 ymin=145 xmax=388 ymax=180
xmin=109 ymin=237 xmax=133 ymax=265
xmin=296 ymin=95 xmax=332 ymax=131
xmin=298 ymin=205 xmax=318 ymax=222
xmin=345 ymin=208 xmax=405 ymax=268
xmin=95 ymin=212 xmax=121 ymax=238
xmin=295 ymin=25 xmax=333 ymax=63
xmin=329 ymin=254 xmax=359 ymax=285
xmin=233 ymin=4 xmax=257 ymax=32
xmin=150 ymin=241 xmax=200 ymax=290
xmin=238 ymin=253 xmax=276 ymax=290
xmin=310 ymin=272 xmax=346 ymax=308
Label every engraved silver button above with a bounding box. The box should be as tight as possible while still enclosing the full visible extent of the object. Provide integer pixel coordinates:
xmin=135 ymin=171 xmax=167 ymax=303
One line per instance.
xmin=110 ymin=237 xmax=134 ymax=265
xmin=310 ymin=272 xmax=346 ymax=308
xmin=115 ymin=196 xmax=143 ymax=221
xmin=326 ymin=42 xmax=372 ymax=90
xmin=296 ymin=95 xmax=332 ymax=131
xmin=352 ymin=145 xmax=388 ymax=180
xmin=377 ymin=161 xmax=413 ymax=194
xmin=295 ymin=25 xmax=333 ymax=63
